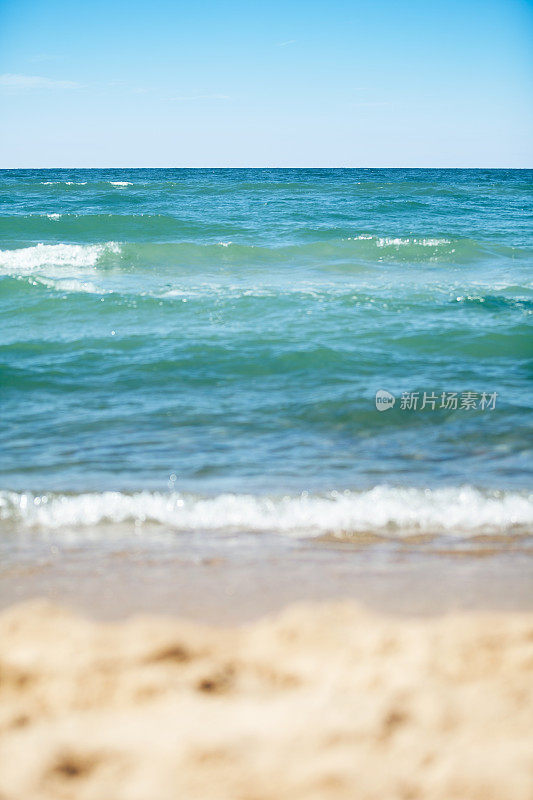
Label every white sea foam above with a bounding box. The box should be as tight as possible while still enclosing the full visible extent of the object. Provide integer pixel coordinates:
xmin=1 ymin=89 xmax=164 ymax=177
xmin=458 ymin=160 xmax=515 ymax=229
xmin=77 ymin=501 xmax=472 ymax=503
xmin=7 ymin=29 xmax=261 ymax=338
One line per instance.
xmin=345 ymin=236 xmax=451 ymax=247
xmin=0 ymin=242 xmax=121 ymax=275
xmin=109 ymin=181 xmax=133 ymax=186
xmin=35 ymin=276 xmax=107 ymax=294
xmin=46 ymin=213 xmax=61 ymax=220
xmin=1 ymin=487 xmax=531 ymax=537
xmin=40 ymin=181 xmax=87 ymax=185
xmin=376 ymin=237 xmax=451 ymax=247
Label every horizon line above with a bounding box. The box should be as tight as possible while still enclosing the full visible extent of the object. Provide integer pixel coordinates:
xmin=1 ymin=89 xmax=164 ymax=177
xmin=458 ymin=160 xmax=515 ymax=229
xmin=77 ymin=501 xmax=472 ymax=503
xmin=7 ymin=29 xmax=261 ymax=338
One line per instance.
xmin=1 ymin=165 xmax=532 ymax=170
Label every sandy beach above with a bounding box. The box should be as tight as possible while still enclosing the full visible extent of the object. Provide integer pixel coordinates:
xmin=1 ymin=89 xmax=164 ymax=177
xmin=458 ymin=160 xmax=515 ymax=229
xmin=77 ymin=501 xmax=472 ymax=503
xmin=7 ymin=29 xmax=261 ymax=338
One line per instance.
xmin=1 ymin=597 xmax=532 ymax=800
xmin=2 ymin=0 xmax=533 ymax=794
xmin=2 ymin=521 xmax=532 ymax=798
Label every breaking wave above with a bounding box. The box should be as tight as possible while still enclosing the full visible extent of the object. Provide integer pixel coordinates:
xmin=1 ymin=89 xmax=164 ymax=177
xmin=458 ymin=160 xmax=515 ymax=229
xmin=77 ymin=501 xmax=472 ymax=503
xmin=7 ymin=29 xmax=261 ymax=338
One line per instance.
xmin=1 ymin=487 xmax=532 ymax=538
xmin=0 ymin=235 xmax=522 ymax=277
xmin=0 ymin=242 xmax=121 ymax=274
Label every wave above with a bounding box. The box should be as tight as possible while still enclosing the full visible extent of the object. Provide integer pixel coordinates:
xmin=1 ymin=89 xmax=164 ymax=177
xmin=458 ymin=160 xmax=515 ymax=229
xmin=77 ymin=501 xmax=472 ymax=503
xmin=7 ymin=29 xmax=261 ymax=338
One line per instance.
xmin=40 ymin=181 xmax=88 ymax=185
xmin=1 ymin=487 xmax=532 ymax=538
xmin=2 ymin=274 xmax=532 ymax=323
xmin=347 ymin=235 xmax=451 ymax=247
xmin=0 ymin=235 xmax=521 ymax=277
xmin=39 ymin=180 xmax=132 ymax=186
xmin=0 ymin=242 xmax=121 ymax=274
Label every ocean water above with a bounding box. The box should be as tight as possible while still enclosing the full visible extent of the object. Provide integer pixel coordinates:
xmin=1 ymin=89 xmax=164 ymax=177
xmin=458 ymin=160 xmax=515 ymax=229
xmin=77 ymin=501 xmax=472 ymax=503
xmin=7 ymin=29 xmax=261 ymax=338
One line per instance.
xmin=1 ymin=168 xmax=532 ymax=543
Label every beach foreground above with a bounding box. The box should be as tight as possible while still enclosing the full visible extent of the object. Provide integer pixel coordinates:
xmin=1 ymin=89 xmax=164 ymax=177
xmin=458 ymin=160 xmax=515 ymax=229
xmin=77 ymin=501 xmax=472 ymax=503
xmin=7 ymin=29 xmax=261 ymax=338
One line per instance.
xmin=1 ymin=600 xmax=532 ymax=800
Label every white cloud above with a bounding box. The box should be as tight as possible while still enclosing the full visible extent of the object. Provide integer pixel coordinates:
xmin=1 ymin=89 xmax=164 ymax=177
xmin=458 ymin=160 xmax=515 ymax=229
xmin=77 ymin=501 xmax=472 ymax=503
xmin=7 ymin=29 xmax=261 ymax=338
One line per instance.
xmin=277 ymin=40 xmax=296 ymax=47
xmin=0 ymin=74 xmax=80 ymax=90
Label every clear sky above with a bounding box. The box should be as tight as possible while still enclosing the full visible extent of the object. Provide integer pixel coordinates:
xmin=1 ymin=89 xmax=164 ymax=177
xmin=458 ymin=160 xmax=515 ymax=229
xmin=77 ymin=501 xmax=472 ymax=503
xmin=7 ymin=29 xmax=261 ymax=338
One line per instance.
xmin=0 ymin=0 xmax=532 ymax=167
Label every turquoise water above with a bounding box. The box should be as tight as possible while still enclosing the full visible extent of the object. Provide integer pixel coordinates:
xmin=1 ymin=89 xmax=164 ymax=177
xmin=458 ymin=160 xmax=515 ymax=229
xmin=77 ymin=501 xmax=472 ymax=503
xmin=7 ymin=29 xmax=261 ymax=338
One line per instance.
xmin=1 ymin=169 xmax=532 ymax=538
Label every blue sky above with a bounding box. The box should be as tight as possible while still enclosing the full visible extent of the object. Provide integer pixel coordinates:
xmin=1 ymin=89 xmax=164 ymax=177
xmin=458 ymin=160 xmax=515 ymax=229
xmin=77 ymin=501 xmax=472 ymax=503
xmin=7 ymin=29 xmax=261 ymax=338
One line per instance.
xmin=0 ymin=0 xmax=532 ymax=167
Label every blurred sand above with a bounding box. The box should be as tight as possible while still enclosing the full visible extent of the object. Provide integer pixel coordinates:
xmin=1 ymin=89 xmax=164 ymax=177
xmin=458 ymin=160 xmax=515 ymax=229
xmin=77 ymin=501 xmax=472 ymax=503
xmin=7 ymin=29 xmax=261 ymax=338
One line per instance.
xmin=0 ymin=600 xmax=532 ymax=800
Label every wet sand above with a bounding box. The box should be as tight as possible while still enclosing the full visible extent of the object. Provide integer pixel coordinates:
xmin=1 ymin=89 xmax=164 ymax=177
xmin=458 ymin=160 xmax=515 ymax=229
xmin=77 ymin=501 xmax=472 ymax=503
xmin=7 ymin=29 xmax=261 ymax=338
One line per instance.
xmin=1 ymin=531 xmax=532 ymax=623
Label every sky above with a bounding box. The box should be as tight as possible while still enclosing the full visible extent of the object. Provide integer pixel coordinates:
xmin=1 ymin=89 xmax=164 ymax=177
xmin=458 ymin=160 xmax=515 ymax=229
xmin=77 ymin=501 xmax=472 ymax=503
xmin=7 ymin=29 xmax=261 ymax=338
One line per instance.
xmin=0 ymin=0 xmax=532 ymax=167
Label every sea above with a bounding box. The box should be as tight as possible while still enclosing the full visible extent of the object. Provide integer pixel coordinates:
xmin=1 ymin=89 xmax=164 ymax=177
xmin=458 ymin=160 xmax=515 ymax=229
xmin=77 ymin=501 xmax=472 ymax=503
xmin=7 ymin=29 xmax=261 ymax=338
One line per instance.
xmin=1 ymin=169 xmax=532 ymax=558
